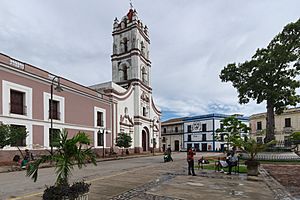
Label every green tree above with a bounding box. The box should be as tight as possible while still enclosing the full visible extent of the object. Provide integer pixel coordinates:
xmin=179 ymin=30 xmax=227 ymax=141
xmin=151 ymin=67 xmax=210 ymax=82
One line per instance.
xmin=27 ymin=129 xmax=96 ymax=185
xmin=0 ymin=124 xmax=28 ymax=158
xmin=116 ymin=133 xmax=132 ymax=155
xmin=216 ymin=116 xmax=250 ymax=150
xmin=290 ymin=132 xmax=300 ymax=152
xmin=220 ymin=19 xmax=300 ymax=143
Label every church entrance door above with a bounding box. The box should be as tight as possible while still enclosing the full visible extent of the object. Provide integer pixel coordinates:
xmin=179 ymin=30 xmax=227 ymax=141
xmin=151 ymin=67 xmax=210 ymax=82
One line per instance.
xmin=142 ymin=130 xmax=149 ymax=152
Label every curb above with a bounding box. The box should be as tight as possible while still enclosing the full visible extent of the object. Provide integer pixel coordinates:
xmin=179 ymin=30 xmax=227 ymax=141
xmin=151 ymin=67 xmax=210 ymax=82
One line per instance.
xmin=259 ymin=167 xmax=296 ymax=200
xmin=0 ymin=153 xmax=164 ymax=174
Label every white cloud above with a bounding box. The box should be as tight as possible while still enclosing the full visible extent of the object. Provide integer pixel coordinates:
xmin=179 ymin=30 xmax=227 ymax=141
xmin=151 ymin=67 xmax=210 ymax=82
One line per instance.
xmin=1 ymin=0 xmax=299 ymax=120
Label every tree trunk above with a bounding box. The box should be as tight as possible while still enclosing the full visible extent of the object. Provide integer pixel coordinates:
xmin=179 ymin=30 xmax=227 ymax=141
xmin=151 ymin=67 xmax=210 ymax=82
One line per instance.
xmin=265 ymin=101 xmax=275 ymax=143
xmin=17 ymin=146 xmax=24 ymax=159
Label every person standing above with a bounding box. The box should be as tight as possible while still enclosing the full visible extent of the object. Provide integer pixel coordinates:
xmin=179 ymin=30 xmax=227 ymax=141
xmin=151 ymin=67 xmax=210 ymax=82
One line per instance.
xmin=187 ymin=148 xmax=196 ymax=176
xmin=21 ymin=149 xmax=34 ymax=169
xmin=166 ymin=145 xmax=173 ymax=162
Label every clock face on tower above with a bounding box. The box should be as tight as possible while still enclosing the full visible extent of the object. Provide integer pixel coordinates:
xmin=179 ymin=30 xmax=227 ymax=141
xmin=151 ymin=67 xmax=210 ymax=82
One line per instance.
xmin=193 ymin=122 xmax=200 ymax=131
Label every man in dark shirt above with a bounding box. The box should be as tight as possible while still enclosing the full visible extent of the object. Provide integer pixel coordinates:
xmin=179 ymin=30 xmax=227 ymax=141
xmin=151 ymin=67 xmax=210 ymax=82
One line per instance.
xmin=166 ymin=145 xmax=173 ymax=161
xmin=187 ymin=148 xmax=196 ymax=176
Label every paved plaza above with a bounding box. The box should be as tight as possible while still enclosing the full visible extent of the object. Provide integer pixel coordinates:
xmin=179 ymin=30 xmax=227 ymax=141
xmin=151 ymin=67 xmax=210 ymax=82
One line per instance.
xmin=0 ymin=153 xmax=297 ymax=200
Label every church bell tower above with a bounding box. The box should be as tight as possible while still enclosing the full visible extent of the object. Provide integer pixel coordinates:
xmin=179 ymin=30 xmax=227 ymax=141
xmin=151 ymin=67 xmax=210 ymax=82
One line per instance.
xmin=111 ymin=8 xmax=151 ymax=89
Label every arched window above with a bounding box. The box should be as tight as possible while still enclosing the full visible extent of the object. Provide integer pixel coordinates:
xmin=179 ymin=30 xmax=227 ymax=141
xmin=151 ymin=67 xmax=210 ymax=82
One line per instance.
xmin=140 ymin=41 xmax=145 ymax=56
xmin=141 ymin=67 xmax=147 ymax=84
xmin=123 ymin=38 xmax=128 ymax=52
xmin=123 ymin=65 xmax=128 ymax=80
xmin=119 ymin=64 xmax=128 ymax=81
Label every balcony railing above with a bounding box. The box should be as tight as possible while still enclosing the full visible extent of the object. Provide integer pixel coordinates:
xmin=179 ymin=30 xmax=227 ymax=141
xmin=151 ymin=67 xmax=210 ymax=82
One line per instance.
xmin=283 ymin=127 xmax=293 ymax=133
xmin=48 ymin=110 xmax=61 ymax=120
xmin=9 ymin=103 xmax=27 ymax=115
xmin=162 ymin=130 xmax=184 ymax=134
xmin=97 ymin=120 xmax=104 ymax=127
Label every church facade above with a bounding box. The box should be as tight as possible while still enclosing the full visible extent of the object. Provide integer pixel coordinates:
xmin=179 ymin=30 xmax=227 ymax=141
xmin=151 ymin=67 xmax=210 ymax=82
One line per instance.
xmin=0 ymin=8 xmax=161 ymax=161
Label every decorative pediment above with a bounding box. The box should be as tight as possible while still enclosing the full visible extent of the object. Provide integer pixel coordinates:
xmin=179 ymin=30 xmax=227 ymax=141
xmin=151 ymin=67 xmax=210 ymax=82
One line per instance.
xmin=141 ymin=91 xmax=149 ymax=102
xmin=120 ymin=114 xmax=134 ymax=127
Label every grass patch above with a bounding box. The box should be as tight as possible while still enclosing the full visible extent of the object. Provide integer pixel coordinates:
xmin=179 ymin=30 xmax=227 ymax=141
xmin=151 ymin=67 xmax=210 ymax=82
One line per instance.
xmin=196 ymin=164 xmax=247 ymax=173
xmin=195 ymin=159 xmax=248 ymax=174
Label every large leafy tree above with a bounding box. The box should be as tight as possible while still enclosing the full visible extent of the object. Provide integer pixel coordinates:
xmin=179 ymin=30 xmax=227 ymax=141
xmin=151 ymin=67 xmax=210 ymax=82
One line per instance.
xmin=27 ymin=129 xmax=96 ymax=185
xmin=220 ymin=19 xmax=300 ymax=143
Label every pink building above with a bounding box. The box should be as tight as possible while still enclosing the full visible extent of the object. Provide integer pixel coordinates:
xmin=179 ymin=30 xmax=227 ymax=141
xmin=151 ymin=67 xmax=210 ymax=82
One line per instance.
xmin=0 ymin=8 xmax=161 ymax=162
xmin=0 ymin=53 xmax=113 ymax=161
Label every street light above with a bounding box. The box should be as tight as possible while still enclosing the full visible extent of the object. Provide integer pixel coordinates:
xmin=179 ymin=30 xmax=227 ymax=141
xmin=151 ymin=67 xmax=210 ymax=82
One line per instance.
xmin=50 ymin=76 xmax=63 ymax=155
xmin=98 ymin=128 xmax=105 ymax=158
xmin=152 ymin=119 xmax=159 ymax=156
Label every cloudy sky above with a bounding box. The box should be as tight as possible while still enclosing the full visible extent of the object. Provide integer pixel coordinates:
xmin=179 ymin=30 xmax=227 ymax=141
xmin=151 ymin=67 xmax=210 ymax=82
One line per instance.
xmin=1 ymin=0 xmax=299 ymax=121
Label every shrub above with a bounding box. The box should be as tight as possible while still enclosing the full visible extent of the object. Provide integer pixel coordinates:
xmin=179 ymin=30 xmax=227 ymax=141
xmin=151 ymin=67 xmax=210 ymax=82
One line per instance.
xmin=43 ymin=181 xmax=90 ymax=200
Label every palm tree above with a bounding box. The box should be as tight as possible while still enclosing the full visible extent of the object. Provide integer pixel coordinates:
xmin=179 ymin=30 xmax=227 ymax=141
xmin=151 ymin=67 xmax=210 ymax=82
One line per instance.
xmin=27 ymin=129 xmax=96 ymax=186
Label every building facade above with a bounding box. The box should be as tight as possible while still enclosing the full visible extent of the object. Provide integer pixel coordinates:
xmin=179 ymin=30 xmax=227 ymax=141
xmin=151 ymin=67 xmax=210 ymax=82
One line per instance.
xmin=183 ymin=114 xmax=249 ymax=152
xmin=0 ymin=8 xmax=161 ymax=162
xmin=250 ymin=107 xmax=300 ymax=144
xmin=161 ymin=118 xmax=185 ymax=152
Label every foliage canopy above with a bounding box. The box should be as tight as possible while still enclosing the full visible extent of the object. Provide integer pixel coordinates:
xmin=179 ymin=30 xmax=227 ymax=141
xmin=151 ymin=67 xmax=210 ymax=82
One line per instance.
xmin=116 ymin=133 xmax=132 ymax=149
xmin=27 ymin=129 xmax=96 ymax=186
xmin=220 ymin=18 xmax=300 ymax=142
xmin=216 ymin=116 xmax=250 ymax=149
xmin=0 ymin=124 xmax=27 ymax=149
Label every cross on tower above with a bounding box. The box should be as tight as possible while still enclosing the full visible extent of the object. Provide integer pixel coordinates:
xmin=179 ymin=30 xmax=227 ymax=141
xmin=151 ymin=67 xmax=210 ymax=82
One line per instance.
xmin=130 ymin=0 xmax=133 ymax=9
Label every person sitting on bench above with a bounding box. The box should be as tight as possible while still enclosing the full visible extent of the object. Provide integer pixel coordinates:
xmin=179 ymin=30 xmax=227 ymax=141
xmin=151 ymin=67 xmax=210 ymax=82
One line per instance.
xmin=226 ymin=150 xmax=238 ymax=174
xmin=217 ymin=149 xmax=238 ymax=174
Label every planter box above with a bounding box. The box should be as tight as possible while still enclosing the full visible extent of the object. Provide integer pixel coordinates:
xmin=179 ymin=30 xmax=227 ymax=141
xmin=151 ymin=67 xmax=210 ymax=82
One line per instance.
xmin=75 ymin=193 xmax=88 ymax=200
xmin=245 ymin=160 xmax=260 ymax=176
xmin=63 ymin=193 xmax=89 ymax=200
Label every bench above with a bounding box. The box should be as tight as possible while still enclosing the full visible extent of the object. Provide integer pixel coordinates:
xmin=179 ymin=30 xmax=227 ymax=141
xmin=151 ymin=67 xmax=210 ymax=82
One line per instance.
xmin=197 ymin=157 xmax=210 ymax=170
xmin=214 ymin=156 xmax=240 ymax=174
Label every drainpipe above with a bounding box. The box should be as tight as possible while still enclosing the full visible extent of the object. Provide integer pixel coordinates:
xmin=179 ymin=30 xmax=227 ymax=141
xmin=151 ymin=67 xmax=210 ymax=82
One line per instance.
xmin=213 ymin=117 xmax=215 ymax=152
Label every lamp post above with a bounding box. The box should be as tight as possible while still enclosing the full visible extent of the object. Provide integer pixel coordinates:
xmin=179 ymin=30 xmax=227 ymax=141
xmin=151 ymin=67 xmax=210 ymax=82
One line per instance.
xmin=50 ymin=76 xmax=63 ymax=155
xmin=152 ymin=119 xmax=159 ymax=156
xmin=98 ymin=128 xmax=105 ymax=158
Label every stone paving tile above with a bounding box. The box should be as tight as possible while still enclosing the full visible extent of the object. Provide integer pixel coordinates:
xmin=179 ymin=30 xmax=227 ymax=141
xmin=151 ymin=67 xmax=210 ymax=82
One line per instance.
xmin=111 ymin=174 xmax=178 ymax=200
xmin=109 ymin=169 xmax=278 ymax=200
xmin=148 ymin=174 xmax=274 ymax=200
xmin=259 ymin=167 xmax=296 ymax=200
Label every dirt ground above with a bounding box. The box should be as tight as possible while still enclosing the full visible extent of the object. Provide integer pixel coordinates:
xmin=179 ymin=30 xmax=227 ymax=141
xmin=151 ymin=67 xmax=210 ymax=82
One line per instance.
xmin=263 ymin=164 xmax=300 ymax=198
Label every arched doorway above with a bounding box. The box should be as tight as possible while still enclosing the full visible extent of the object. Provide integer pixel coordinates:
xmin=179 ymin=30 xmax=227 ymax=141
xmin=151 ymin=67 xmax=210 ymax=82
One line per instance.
xmin=142 ymin=127 xmax=149 ymax=152
xmin=174 ymin=140 xmax=180 ymax=151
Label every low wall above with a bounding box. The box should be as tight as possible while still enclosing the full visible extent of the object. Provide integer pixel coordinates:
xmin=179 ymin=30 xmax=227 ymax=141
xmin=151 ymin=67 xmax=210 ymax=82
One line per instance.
xmin=0 ymin=147 xmax=159 ymax=164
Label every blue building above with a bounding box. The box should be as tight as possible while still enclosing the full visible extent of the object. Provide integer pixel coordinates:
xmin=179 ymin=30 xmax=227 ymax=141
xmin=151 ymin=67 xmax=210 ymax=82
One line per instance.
xmin=183 ymin=114 xmax=249 ymax=152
